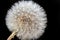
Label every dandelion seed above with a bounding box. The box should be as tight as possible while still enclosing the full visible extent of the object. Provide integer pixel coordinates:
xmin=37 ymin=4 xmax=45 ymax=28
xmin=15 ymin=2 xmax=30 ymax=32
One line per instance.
xmin=5 ymin=1 xmax=47 ymax=40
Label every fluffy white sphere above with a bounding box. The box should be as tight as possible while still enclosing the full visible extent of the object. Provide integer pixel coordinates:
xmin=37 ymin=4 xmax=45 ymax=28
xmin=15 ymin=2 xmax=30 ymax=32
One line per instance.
xmin=5 ymin=1 xmax=47 ymax=40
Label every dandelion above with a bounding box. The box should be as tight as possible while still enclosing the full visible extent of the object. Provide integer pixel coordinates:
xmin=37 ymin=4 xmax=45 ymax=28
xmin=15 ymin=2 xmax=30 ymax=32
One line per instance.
xmin=5 ymin=1 xmax=47 ymax=40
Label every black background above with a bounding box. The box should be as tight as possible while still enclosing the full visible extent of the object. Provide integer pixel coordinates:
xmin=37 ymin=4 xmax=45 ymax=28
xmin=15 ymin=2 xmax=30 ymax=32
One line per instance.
xmin=0 ymin=0 xmax=59 ymax=40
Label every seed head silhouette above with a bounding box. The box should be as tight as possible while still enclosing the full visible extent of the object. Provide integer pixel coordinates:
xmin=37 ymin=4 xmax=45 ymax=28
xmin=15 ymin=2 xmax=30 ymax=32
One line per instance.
xmin=5 ymin=1 xmax=47 ymax=40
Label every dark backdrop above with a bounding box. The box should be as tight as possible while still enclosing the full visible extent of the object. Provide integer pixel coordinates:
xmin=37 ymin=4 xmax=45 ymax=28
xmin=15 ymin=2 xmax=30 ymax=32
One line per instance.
xmin=0 ymin=0 xmax=59 ymax=40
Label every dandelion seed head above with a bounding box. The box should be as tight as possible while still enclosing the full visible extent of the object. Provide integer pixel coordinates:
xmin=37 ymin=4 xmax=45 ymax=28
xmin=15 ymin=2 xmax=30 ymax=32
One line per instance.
xmin=5 ymin=1 xmax=47 ymax=40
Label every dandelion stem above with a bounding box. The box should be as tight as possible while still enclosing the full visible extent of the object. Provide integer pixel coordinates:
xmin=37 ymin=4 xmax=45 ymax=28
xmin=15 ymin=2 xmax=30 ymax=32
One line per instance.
xmin=7 ymin=30 xmax=18 ymax=40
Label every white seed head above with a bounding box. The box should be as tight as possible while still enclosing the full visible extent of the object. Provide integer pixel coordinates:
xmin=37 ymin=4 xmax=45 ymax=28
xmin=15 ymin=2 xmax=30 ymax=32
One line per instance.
xmin=5 ymin=1 xmax=47 ymax=40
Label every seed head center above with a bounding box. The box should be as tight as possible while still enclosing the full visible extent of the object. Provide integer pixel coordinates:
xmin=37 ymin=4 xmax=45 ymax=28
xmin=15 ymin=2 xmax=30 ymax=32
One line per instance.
xmin=20 ymin=15 xmax=32 ymax=25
